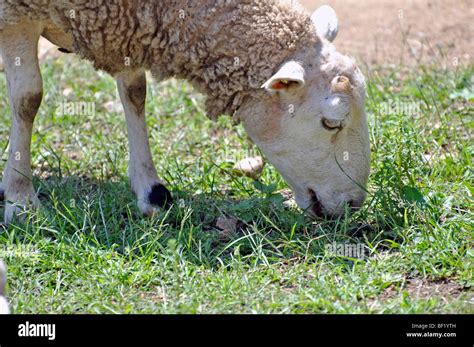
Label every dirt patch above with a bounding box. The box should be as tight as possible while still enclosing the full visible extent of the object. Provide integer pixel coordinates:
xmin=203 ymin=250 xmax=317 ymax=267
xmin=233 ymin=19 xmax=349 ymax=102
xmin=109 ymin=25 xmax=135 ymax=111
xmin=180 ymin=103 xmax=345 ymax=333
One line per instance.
xmin=139 ymin=289 xmax=166 ymax=302
xmin=378 ymin=278 xmax=471 ymax=302
xmin=300 ymin=0 xmax=473 ymax=67
xmin=214 ymin=215 xmax=240 ymax=242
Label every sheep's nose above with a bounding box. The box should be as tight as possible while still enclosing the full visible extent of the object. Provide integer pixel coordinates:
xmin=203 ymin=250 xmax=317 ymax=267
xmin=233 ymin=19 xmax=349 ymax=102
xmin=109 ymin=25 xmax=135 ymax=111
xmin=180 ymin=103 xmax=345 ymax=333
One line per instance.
xmin=348 ymin=199 xmax=359 ymax=209
xmin=349 ymin=192 xmax=366 ymax=211
xmin=308 ymin=189 xmax=364 ymax=219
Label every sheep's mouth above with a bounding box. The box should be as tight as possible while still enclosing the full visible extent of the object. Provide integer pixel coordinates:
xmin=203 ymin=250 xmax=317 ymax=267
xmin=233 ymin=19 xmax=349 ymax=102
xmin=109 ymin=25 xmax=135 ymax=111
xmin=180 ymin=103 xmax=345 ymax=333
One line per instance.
xmin=308 ymin=188 xmax=324 ymax=218
xmin=307 ymin=188 xmax=362 ymax=219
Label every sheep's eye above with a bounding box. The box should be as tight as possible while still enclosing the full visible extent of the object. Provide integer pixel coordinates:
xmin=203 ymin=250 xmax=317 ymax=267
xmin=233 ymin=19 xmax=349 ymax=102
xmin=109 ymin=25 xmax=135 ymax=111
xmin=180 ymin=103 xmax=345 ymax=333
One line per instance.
xmin=321 ymin=117 xmax=343 ymax=131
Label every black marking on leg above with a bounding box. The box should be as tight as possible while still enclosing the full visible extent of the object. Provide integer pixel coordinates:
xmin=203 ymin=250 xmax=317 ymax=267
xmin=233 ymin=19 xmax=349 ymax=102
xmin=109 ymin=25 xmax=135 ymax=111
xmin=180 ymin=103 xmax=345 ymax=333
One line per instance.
xmin=148 ymin=184 xmax=173 ymax=208
xmin=0 ymin=188 xmax=4 ymax=201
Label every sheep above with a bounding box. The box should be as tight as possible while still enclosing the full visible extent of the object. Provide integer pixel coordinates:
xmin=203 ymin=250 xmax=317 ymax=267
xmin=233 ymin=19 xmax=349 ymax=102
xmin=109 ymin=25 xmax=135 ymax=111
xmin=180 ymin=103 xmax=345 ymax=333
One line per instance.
xmin=0 ymin=260 xmax=9 ymax=314
xmin=0 ymin=0 xmax=370 ymax=223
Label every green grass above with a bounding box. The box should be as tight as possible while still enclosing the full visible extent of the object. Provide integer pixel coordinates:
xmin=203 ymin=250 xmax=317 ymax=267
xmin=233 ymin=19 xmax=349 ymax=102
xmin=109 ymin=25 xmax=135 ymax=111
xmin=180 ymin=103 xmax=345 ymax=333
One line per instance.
xmin=0 ymin=55 xmax=472 ymax=313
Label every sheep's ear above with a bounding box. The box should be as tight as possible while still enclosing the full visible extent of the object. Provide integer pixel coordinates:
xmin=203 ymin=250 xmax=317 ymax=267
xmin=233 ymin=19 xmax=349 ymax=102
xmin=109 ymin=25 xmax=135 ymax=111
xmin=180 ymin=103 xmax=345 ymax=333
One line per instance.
xmin=311 ymin=5 xmax=338 ymax=42
xmin=262 ymin=61 xmax=305 ymax=92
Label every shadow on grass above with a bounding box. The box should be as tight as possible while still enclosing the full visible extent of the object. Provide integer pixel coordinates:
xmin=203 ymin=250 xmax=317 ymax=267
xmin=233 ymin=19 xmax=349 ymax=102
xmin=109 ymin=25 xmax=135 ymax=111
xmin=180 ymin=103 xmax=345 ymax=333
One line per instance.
xmin=0 ymin=173 xmax=410 ymax=270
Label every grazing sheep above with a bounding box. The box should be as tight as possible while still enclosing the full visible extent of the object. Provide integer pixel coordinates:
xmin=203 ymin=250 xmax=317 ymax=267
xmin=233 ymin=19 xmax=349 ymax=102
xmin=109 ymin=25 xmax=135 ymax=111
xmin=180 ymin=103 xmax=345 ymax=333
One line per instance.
xmin=0 ymin=0 xmax=370 ymax=222
xmin=0 ymin=260 xmax=9 ymax=314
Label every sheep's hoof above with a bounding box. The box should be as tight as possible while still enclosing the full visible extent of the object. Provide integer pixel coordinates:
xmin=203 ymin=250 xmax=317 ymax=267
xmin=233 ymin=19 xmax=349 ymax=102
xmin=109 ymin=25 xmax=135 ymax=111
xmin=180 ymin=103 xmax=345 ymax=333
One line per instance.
xmin=138 ymin=183 xmax=173 ymax=216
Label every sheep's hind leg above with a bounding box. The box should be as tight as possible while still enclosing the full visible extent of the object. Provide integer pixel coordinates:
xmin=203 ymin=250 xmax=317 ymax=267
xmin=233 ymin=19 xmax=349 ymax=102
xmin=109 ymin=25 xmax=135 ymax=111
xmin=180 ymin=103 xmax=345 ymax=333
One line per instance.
xmin=116 ymin=70 xmax=173 ymax=216
xmin=1 ymin=22 xmax=43 ymax=224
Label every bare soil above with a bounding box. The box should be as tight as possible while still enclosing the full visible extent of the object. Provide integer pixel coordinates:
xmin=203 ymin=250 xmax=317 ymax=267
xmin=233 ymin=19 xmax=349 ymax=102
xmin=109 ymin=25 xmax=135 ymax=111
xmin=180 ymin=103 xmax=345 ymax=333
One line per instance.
xmin=376 ymin=278 xmax=472 ymax=303
xmin=300 ymin=0 xmax=473 ymax=67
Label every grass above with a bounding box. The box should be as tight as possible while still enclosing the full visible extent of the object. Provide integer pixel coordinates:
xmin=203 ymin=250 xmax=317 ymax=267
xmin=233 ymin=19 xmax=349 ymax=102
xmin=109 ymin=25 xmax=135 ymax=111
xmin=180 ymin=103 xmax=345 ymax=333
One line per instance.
xmin=0 ymin=53 xmax=472 ymax=313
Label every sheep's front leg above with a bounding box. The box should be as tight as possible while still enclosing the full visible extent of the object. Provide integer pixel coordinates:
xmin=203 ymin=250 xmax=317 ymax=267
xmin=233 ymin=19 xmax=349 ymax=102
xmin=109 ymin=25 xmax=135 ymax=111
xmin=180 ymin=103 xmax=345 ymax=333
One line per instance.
xmin=116 ymin=70 xmax=172 ymax=215
xmin=1 ymin=23 xmax=43 ymax=223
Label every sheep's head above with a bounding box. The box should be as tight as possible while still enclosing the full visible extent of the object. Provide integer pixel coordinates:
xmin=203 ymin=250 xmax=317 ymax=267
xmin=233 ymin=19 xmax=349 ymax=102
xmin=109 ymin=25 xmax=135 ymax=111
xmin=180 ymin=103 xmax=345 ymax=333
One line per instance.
xmin=237 ymin=6 xmax=370 ymax=218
